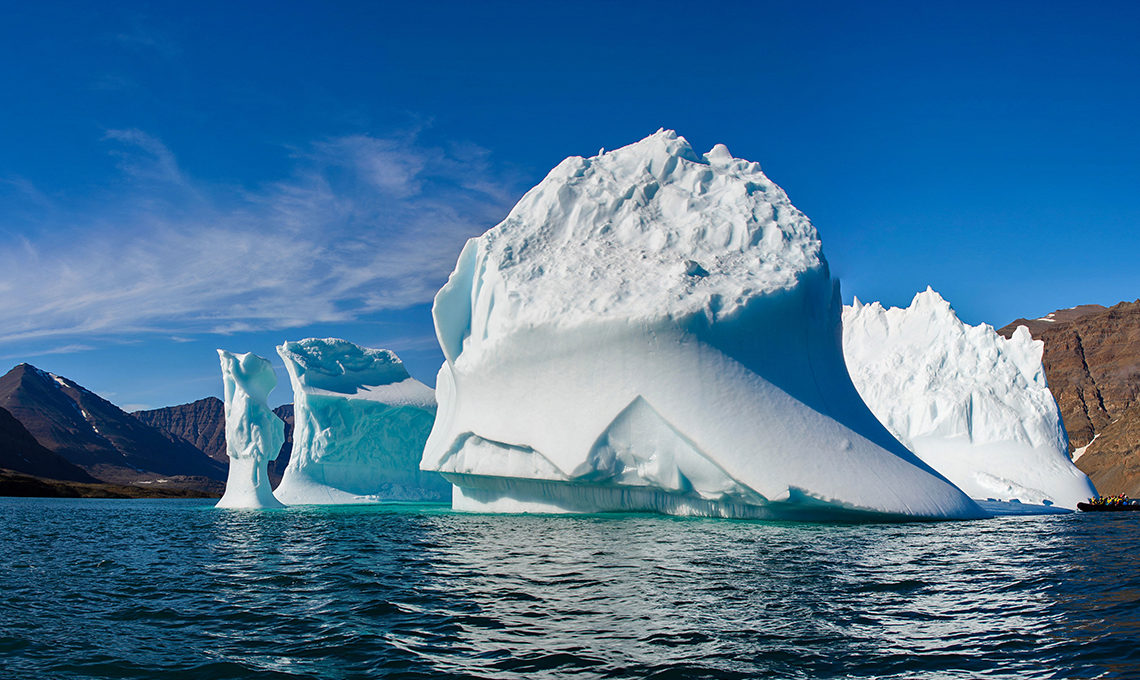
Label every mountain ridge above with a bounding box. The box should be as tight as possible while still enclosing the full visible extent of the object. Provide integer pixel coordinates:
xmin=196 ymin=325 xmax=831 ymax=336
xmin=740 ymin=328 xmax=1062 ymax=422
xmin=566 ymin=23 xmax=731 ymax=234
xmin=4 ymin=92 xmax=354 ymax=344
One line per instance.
xmin=0 ymin=363 xmax=225 ymax=491
xmin=134 ymin=398 xmax=294 ymax=484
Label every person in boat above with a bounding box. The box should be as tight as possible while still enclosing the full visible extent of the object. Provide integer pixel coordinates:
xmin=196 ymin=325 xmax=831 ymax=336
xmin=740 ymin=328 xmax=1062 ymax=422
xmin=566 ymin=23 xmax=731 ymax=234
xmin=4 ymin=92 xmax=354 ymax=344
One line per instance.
xmin=1086 ymin=494 xmax=1133 ymax=506
xmin=1078 ymin=494 xmax=1140 ymax=510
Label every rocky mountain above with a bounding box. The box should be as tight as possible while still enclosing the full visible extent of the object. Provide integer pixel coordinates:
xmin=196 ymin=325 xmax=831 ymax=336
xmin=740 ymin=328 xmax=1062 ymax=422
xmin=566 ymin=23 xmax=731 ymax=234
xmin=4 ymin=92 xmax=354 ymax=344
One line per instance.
xmin=0 ymin=364 xmax=225 ymax=489
xmin=134 ymin=397 xmax=227 ymax=462
xmin=1001 ymin=304 xmax=1108 ymax=338
xmin=270 ymin=403 xmax=294 ymax=482
xmin=999 ymin=300 xmax=1140 ymax=495
xmin=0 ymin=405 xmax=97 ymax=483
xmin=134 ymin=399 xmax=294 ymax=484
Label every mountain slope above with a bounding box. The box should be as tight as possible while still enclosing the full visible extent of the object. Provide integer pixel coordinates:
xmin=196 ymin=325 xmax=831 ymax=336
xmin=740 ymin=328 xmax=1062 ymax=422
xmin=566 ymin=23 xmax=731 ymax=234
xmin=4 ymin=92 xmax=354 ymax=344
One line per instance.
xmin=0 ymin=405 xmax=98 ymax=482
xmin=999 ymin=300 xmax=1140 ymax=495
xmin=134 ymin=397 xmax=226 ymax=462
xmin=135 ymin=400 xmax=294 ymax=484
xmin=0 ymin=364 xmax=225 ymax=487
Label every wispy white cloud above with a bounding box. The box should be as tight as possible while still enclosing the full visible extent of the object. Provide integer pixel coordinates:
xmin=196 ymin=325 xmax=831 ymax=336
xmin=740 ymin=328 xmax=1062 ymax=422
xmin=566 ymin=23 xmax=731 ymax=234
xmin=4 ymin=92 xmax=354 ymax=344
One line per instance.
xmin=0 ymin=177 xmax=53 ymax=209
xmin=0 ymin=130 xmax=518 ymax=346
xmin=103 ymin=128 xmax=190 ymax=188
xmin=363 ymin=332 xmax=447 ymax=354
xmin=0 ymin=343 xmax=96 ymax=360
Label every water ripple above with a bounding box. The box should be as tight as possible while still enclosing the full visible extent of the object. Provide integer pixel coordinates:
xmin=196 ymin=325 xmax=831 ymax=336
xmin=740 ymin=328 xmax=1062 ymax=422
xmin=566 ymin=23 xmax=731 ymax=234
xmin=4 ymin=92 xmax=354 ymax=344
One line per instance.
xmin=1 ymin=499 xmax=1138 ymax=678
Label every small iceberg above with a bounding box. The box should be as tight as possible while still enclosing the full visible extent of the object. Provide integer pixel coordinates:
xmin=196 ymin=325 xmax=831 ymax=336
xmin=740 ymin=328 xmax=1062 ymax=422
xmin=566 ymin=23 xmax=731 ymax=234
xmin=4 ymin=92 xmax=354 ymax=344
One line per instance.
xmin=273 ymin=338 xmax=449 ymax=505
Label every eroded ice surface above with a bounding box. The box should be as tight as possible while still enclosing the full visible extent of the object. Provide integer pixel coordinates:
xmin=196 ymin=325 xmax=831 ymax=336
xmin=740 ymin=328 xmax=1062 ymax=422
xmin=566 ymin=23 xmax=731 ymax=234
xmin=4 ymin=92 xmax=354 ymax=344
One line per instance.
xmin=273 ymin=338 xmax=448 ymax=505
xmin=216 ymin=350 xmax=285 ymax=509
xmin=842 ymin=288 xmax=1096 ymax=509
xmin=422 ymin=130 xmax=984 ymax=520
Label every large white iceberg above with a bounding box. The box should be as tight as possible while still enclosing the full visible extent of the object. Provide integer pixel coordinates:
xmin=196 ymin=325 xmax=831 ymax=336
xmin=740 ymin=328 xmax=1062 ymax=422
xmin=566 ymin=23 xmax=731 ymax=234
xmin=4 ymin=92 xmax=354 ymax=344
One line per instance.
xmin=216 ymin=350 xmax=286 ymax=509
xmin=421 ymin=130 xmax=984 ymax=520
xmin=842 ymin=288 xmax=1096 ymax=508
xmin=273 ymin=338 xmax=448 ymax=505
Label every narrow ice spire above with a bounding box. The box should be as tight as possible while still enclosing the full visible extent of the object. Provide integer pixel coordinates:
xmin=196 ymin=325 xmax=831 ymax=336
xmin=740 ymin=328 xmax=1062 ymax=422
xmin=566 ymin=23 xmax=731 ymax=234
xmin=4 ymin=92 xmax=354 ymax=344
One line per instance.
xmin=216 ymin=350 xmax=286 ymax=509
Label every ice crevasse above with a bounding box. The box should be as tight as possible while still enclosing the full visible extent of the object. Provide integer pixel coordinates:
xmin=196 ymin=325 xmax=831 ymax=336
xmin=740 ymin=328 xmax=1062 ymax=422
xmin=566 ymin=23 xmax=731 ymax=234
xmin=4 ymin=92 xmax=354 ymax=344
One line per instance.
xmin=421 ymin=129 xmax=985 ymax=520
xmin=842 ymin=289 xmax=1097 ymax=509
xmin=273 ymin=338 xmax=449 ymax=505
xmin=216 ymin=350 xmax=286 ymax=509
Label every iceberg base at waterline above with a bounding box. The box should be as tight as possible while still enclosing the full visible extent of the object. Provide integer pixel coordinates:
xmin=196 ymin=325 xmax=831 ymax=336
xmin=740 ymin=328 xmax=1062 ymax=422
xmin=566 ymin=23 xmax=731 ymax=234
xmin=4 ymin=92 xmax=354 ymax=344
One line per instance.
xmin=900 ymin=436 xmax=1094 ymax=512
xmin=973 ymin=500 xmax=1072 ymax=516
xmin=446 ymin=474 xmax=976 ymax=521
xmin=218 ymin=455 xmax=284 ymax=509
xmin=425 ymin=315 xmax=987 ymax=522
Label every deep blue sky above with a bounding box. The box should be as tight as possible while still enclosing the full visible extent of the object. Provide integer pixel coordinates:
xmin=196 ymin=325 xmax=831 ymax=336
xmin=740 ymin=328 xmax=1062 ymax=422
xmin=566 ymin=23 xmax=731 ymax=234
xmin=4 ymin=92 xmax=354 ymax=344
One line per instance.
xmin=2 ymin=1 xmax=1138 ymax=409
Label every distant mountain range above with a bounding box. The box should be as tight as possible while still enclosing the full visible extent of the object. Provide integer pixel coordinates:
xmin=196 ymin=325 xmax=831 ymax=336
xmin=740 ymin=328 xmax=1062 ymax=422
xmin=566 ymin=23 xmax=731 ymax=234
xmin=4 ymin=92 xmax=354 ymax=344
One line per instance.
xmin=133 ymin=398 xmax=294 ymax=483
xmin=133 ymin=397 xmax=227 ymax=463
xmin=0 ymin=362 xmax=296 ymax=496
xmin=999 ymin=300 xmax=1140 ymax=495
xmin=0 ymin=363 xmax=225 ymax=494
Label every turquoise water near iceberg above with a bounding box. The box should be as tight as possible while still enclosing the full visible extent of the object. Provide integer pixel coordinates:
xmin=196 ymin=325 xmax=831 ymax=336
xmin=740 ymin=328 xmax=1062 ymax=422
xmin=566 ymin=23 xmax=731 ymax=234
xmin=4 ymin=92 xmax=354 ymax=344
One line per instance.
xmin=1 ymin=497 xmax=1139 ymax=679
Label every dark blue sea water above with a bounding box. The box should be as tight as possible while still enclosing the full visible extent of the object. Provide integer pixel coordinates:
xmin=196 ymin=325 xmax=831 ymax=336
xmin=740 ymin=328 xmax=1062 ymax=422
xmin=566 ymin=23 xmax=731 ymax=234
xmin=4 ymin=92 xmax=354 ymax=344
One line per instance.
xmin=2 ymin=498 xmax=1139 ymax=679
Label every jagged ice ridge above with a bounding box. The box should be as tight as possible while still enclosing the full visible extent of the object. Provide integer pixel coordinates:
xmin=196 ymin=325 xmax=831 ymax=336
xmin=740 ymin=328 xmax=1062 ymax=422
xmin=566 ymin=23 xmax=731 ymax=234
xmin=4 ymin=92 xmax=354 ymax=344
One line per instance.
xmin=842 ymin=288 xmax=1097 ymax=508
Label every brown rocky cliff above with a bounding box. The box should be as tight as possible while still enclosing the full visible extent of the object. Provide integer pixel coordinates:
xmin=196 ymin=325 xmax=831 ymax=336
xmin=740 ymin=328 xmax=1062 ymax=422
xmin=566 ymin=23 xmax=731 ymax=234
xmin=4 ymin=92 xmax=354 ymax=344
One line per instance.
xmin=269 ymin=404 xmax=294 ymax=483
xmin=134 ymin=397 xmax=227 ymax=463
xmin=999 ymin=300 xmax=1140 ymax=494
xmin=137 ymin=399 xmax=294 ymax=485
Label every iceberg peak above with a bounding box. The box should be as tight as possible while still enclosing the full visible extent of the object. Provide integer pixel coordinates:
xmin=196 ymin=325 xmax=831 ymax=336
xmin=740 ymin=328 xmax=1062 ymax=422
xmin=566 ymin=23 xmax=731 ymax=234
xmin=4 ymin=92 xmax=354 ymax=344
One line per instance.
xmin=704 ymin=143 xmax=734 ymax=165
xmin=435 ymin=129 xmax=824 ymax=365
xmin=277 ymin=338 xmax=411 ymax=396
xmin=908 ymin=286 xmax=956 ymax=316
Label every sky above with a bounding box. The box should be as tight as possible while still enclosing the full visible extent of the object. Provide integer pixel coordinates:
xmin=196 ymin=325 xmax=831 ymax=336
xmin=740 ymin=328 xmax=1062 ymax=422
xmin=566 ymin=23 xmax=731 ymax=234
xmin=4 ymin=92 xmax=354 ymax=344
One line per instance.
xmin=1 ymin=1 xmax=1138 ymax=409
